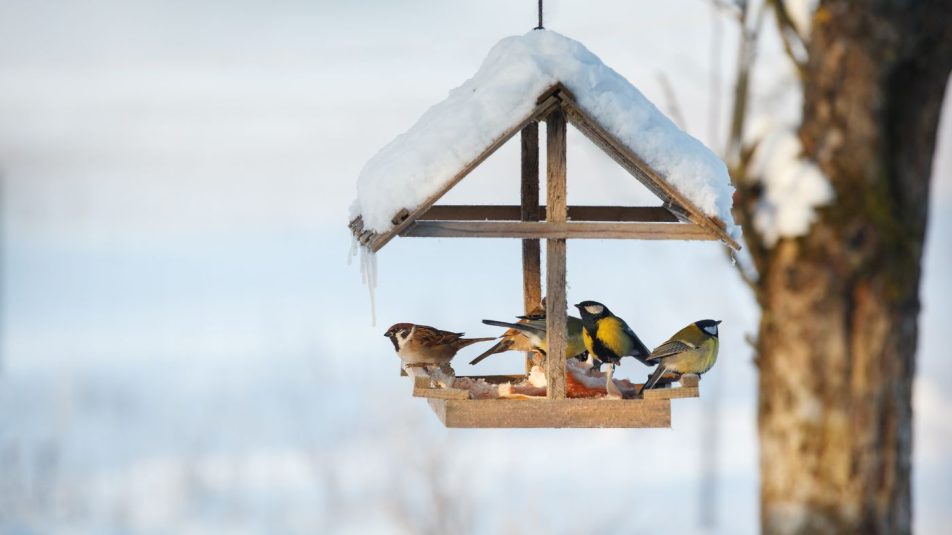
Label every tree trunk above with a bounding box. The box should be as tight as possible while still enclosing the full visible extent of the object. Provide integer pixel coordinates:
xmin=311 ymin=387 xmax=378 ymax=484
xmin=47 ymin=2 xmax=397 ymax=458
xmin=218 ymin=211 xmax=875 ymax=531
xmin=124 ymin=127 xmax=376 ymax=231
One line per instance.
xmin=757 ymin=2 xmax=951 ymax=534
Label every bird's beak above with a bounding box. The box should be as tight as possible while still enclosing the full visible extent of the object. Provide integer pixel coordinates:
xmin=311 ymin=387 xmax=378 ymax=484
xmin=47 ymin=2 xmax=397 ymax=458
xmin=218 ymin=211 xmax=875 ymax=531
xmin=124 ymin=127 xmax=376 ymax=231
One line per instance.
xmin=383 ymin=333 xmax=389 ymax=337
xmin=715 ymin=320 xmax=722 ymax=325
xmin=573 ymin=303 xmax=582 ymax=308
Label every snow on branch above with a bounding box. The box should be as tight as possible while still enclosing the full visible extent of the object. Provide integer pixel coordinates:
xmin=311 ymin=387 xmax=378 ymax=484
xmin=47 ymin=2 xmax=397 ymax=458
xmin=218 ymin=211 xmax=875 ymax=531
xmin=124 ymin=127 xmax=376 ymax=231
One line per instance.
xmin=749 ymin=129 xmax=833 ymax=246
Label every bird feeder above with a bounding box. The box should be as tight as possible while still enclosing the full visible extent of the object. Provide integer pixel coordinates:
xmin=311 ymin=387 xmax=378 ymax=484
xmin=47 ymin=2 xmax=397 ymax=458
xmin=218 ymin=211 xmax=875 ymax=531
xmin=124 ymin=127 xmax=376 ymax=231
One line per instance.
xmin=349 ymin=31 xmax=740 ymax=428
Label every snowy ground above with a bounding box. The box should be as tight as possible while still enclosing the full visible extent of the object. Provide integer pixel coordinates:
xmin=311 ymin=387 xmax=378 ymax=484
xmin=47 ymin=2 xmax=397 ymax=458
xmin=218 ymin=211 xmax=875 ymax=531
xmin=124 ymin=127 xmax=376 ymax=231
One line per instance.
xmin=1 ymin=1 xmax=950 ymax=534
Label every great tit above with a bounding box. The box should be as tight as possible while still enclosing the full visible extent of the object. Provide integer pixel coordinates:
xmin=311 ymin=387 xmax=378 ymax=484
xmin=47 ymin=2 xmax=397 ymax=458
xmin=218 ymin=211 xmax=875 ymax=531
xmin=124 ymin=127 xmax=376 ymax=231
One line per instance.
xmin=479 ymin=315 xmax=587 ymax=362
xmin=574 ymin=301 xmax=651 ymax=369
xmin=384 ymin=323 xmax=494 ymax=367
xmin=641 ymin=319 xmax=721 ymax=391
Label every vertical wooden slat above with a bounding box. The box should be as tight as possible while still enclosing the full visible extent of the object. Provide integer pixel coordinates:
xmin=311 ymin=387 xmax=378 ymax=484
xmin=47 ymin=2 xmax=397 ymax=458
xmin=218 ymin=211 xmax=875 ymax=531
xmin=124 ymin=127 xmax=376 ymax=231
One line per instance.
xmin=521 ymin=123 xmax=541 ymax=374
xmin=545 ymin=108 xmax=568 ymax=400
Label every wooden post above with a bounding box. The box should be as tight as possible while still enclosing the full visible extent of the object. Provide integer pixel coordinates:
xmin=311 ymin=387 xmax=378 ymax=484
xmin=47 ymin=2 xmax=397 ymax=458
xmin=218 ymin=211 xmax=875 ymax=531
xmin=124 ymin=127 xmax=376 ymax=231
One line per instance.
xmin=521 ymin=123 xmax=541 ymax=374
xmin=545 ymin=108 xmax=567 ymax=400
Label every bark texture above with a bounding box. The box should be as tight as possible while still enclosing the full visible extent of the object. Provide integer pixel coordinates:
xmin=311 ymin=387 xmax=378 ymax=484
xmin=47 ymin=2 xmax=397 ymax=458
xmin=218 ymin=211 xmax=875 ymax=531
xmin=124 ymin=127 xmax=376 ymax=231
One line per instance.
xmin=753 ymin=1 xmax=951 ymax=534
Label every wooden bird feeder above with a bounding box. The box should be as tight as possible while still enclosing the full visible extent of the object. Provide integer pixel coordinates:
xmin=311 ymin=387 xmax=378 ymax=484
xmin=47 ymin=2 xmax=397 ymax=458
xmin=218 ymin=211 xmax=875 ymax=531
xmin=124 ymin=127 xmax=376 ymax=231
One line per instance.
xmin=350 ymin=44 xmax=740 ymax=428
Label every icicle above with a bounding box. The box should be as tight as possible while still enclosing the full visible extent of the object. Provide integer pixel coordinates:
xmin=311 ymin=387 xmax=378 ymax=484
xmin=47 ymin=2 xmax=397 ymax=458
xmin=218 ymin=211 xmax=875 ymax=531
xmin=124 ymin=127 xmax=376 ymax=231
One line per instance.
xmin=730 ymin=250 xmax=737 ymax=266
xmin=347 ymin=234 xmax=358 ymax=266
xmin=359 ymin=245 xmax=378 ymax=327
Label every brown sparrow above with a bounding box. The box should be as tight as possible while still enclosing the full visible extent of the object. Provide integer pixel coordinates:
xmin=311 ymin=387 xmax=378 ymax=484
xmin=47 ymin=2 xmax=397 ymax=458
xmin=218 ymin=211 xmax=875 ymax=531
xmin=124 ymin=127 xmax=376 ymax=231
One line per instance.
xmin=384 ymin=323 xmax=494 ymax=367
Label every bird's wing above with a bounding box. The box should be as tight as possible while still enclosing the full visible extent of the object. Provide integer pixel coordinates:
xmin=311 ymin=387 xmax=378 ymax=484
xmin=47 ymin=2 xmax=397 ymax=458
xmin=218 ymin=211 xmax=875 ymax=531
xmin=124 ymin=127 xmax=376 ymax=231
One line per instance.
xmin=416 ymin=325 xmax=464 ymax=346
xmin=648 ymin=339 xmax=696 ymax=361
xmin=621 ymin=322 xmax=652 ymax=361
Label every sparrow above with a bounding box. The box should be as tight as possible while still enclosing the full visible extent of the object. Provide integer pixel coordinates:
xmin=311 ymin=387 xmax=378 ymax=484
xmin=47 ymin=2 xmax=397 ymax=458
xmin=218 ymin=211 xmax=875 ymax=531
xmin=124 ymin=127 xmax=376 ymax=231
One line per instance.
xmin=479 ymin=314 xmax=587 ymax=363
xmin=383 ymin=323 xmax=493 ymax=367
xmin=468 ymin=300 xmax=546 ymax=366
xmin=642 ymin=319 xmax=721 ymax=392
xmin=574 ymin=301 xmax=651 ymax=369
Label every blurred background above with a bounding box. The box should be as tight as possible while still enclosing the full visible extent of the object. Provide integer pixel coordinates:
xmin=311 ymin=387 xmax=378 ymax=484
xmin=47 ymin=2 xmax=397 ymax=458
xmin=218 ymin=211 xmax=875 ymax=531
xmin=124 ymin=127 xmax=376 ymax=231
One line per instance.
xmin=0 ymin=1 xmax=948 ymax=533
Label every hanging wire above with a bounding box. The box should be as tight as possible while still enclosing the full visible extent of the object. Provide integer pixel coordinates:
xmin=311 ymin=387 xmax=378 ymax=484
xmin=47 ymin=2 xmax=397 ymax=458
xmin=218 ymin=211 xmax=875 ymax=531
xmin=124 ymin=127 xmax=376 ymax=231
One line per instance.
xmin=534 ymin=0 xmax=544 ymax=30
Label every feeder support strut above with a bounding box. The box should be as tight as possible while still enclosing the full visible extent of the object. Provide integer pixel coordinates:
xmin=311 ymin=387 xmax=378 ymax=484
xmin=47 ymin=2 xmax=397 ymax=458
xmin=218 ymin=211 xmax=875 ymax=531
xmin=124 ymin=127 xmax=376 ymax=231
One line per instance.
xmin=545 ymin=107 xmax=568 ymax=400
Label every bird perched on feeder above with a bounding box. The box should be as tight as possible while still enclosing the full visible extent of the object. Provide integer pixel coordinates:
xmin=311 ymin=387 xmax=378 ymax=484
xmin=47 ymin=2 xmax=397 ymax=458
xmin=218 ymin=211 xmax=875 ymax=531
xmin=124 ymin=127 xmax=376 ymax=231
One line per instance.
xmin=478 ymin=314 xmax=587 ymax=363
xmin=574 ymin=301 xmax=651 ymax=369
xmin=468 ymin=300 xmax=546 ymax=366
xmin=383 ymin=323 xmax=493 ymax=368
xmin=641 ymin=319 xmax=721 ymax=392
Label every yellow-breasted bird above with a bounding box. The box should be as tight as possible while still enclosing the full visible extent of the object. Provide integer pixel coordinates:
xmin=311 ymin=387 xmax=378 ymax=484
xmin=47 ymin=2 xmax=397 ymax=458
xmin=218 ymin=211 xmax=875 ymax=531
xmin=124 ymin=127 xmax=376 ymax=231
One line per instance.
xmin=478 ymin=315 xmax=587 ymax=362
xmin=384 ymin=323 xmax=493 ymax=367
xmin=574 ymin=301 xmax=651 ymax=369
xmin=468 ymin=301 xmax=546 ymax=366
xmin=641 ymin=319 xmax=721 ymax=392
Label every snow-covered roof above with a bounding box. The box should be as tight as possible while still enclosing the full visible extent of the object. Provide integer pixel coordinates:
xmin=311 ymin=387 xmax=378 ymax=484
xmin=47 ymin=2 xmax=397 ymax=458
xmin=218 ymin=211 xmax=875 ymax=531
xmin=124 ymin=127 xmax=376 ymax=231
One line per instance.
xmin=350 ymin=29 xmax=740 ymax=245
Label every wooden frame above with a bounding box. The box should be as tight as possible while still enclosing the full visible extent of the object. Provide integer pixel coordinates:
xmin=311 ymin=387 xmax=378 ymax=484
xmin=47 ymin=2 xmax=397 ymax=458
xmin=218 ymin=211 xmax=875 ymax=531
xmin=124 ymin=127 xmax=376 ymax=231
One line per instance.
xmin=400 ymin=221 xmax=717 ymax=240
xmin=545 ymin=107 xmax=568 ymax=400
xmin=427 ymin=398 xmax=670 ymax=428
xmin=350 ymin=95 xmax=561 ymax=252
xmin=521 ymin=124 xmax=542 ymax=374
xmin=409 ymin=372 xmax=700 ymax=428
xmin=349 ymin=84 xmax=741 ymax=252
xmin=353 ymin=83 xmax=733 ymax=428
xmin=416 ymin=205 xmax=679 ymax=222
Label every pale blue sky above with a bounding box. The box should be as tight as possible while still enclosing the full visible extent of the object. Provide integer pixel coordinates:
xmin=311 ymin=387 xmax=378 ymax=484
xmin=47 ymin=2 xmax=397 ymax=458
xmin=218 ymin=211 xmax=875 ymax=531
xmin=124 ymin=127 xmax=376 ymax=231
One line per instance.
xmin=1 ymin=1 xmax=949 ymax=533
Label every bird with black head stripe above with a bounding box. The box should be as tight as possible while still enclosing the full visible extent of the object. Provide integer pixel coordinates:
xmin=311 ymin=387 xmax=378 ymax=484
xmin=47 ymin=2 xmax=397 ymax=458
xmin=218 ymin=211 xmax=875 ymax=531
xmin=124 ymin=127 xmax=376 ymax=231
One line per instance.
xmin=641 ymin=319 xmax=721 ymax=393
xmin=574 ymin=300 xmax=651 ymax=371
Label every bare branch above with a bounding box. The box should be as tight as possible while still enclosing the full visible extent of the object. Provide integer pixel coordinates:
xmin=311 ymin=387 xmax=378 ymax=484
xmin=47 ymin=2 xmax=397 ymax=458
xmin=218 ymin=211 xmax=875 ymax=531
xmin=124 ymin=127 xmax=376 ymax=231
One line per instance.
xmin=724 ymin=1 xmax=768 ymax=166
xmin=719 ymin=0 xmax=772 ymax=287
xmin=707 ymin=0 xmax=724 ymax=151
xmin=768 ymin=0 xmax=809 ymax=77
xmin=702 ymin=0 xmax=745 ymax=21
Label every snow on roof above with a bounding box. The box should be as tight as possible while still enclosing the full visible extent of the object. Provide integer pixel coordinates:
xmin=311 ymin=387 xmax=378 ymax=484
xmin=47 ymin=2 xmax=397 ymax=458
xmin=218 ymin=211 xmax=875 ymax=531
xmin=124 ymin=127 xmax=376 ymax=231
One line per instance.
xmin=351 ymin=30 xmax=739 ymax=239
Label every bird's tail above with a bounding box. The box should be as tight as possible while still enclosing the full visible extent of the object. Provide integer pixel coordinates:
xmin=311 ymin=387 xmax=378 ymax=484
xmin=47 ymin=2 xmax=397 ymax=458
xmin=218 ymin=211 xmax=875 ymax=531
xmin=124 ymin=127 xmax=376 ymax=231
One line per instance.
xmin=468 ymin=338 xmax=513 ymax=366
xmin=457 ymin=336 xmax=495 ymax=349
xmin=641 ymin=364 xmax=668 ymax=395
xmin=481 ymin=319 xmax=546 ymax=337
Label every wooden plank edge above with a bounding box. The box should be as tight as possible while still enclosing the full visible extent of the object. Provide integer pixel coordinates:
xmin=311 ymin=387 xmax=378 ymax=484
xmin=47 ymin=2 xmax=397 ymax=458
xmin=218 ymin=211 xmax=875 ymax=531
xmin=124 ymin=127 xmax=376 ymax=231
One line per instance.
xmin=411 ymin=375 xmax=471 ymax=400
xmin=363 ymin=96 xmax=562 ymax=253
xmin=559 ymin=98 xmax=741 ymax=251
xmin=427 ymin=398 xmax=449 ymax=425
xmin=536 ymin=82 xmax=576 ymax=105
xmin=456 ymin=374 xmax=528 ymax=384
xmin=642 ymin=386 xmax=700 ymax=400
xmin=417 ymin=205 xmax=680 ymax=223
xmin=437 ymin=398 xmax=672 ymax=428
xmin=413 ymin=386 xmax=471 ymax=400
xmin=400 ymin=221 xmax=718 ymax=240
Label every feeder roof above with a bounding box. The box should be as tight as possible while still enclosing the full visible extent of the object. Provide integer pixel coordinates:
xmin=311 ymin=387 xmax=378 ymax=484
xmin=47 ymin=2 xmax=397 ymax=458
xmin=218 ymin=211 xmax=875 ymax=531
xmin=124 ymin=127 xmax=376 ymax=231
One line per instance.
xmin=350 ymin=30 xmax=740 ymax=244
